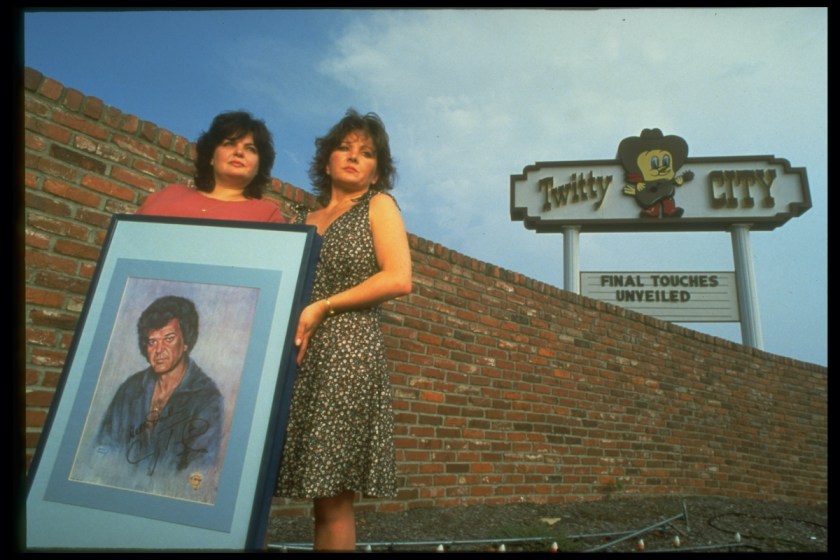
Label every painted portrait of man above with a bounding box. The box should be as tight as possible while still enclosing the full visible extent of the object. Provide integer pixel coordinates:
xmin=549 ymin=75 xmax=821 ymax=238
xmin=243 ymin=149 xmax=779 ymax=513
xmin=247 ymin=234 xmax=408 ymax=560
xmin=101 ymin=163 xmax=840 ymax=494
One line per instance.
xmin=68 ymin=278 xmax=259 ymax=504
xmin=95 ymin=295 xmax=224 ymax=477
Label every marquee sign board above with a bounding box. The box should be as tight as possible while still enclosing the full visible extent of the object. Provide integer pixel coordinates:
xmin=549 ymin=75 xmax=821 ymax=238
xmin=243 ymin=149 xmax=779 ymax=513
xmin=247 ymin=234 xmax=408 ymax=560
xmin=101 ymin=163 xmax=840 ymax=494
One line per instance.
xmin=510 ymin=129 xmax=811 ymax=233
xmin=580 ymin=271 xmax=739 ymax=322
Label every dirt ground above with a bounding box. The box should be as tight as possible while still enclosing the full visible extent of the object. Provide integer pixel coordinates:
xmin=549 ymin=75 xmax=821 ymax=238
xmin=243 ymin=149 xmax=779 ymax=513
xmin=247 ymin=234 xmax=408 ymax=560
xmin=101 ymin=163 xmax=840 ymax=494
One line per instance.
xmin=266 ymin=495 xmax=827 ymax=553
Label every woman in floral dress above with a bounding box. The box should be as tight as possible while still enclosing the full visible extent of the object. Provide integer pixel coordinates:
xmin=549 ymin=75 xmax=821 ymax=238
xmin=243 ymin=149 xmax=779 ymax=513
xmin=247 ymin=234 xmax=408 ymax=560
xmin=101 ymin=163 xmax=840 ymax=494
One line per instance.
xmin=275 ymin=109 xmax=412 ymax=551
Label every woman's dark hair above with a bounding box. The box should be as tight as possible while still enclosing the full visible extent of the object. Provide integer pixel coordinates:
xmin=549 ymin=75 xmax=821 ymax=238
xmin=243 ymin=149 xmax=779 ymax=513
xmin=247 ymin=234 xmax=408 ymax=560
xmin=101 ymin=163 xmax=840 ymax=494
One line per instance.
xmin=194 ymin=111 xmax=276 ymax=199
xmin=309 ymin=109 xmax=396 ymax=206
xmin=137 ymin=295 xmax=199 ymax=358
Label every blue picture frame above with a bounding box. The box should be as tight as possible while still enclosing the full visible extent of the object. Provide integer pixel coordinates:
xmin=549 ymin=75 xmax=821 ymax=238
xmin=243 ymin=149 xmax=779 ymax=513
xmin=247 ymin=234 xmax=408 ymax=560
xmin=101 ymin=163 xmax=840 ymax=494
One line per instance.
xmin=25 ymin=215 xmax=319 ymax=551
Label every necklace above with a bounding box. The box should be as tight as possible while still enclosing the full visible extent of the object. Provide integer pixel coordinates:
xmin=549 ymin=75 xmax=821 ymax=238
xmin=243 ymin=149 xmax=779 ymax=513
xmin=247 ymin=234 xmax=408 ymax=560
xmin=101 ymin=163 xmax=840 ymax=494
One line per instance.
xmin=145 ymin=378 xmax=178 ymax=430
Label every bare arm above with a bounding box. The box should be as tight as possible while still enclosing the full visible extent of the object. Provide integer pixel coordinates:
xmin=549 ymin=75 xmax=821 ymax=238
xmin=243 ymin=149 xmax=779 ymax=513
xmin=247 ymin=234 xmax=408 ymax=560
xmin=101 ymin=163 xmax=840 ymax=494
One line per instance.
xmin=295 ymin=193 xmax=412 ymax=363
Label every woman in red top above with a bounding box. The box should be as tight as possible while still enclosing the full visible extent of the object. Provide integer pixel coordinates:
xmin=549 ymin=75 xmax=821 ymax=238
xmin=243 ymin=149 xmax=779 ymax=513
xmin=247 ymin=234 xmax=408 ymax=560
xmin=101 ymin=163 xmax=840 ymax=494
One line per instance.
xmin=137 ymin=111 xmax=284 ymax=223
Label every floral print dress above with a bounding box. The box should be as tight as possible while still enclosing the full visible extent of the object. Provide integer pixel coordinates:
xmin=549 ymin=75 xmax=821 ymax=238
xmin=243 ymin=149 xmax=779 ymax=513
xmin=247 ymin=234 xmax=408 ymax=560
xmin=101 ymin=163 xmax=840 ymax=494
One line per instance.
xmin=275 ymin=190 xmax=397 ymax=499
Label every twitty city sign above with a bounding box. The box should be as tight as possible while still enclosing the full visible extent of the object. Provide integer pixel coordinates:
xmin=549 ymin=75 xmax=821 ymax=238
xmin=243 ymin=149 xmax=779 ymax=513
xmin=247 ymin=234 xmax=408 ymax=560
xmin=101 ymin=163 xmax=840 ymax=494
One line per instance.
xmin=510 ymin=128 xmax=811 ymax=233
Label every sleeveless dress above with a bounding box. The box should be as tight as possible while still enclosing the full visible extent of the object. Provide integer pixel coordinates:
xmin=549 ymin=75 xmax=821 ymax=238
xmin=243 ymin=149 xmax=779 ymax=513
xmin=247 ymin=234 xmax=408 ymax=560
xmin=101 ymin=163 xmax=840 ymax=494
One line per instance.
xmin=275 ymin=190 xmax=397 ymax=499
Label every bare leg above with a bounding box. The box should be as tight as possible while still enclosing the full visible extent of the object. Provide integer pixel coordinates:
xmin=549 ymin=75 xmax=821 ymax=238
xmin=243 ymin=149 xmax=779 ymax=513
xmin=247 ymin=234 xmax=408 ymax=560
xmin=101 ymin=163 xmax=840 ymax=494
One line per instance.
xmin=313 ymin=490 xmax=356 ymax=551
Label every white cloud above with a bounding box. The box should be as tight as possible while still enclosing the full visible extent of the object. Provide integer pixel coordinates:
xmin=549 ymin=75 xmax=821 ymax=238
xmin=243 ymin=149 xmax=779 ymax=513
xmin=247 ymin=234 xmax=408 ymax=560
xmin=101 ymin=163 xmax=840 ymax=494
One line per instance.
xmin=315 ymin=7 xmax=826 ymax=364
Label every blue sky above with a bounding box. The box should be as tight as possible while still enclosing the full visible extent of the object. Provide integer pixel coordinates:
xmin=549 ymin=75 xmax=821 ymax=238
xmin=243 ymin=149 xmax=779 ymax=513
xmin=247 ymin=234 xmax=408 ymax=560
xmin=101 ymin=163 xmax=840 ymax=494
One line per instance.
xmin=22 ymin=8 xmax=827 ymax=366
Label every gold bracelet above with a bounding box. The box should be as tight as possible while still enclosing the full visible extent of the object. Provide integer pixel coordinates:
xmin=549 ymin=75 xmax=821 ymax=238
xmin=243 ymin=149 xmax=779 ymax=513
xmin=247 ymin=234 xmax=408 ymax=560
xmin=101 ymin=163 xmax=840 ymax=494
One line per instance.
xmin=325 ymin=298 xmax=335 ymax=316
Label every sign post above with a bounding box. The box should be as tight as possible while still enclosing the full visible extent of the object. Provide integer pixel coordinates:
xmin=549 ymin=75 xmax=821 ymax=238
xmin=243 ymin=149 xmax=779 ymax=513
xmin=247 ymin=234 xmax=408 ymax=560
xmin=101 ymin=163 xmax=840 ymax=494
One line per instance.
xmin=511 ymin=129 xmax=810 ymax=348
xmin=731 ymin=224 xmax=764 ymax=348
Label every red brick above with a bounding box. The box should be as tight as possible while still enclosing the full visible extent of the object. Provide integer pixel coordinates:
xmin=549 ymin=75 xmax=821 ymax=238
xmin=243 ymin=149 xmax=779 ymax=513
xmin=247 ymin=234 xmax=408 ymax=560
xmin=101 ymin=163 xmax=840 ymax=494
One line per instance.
xmin=103 ymin=106 xmax=123 ymax=128
xmin=120 ymin=114 xmax=140 ymax=133
xmin=25 ymin=130 xmax=48 ymax=152
xmin=140 ymin=120 xmax=159 ymax=142
xmin=25 ymin=432 xmax=44 ymax=450
xmin=25 ymin=114 xmax=73 ymax=144
xmin=24 ymin=96 xmax=51 ymax=118
xmin=62 ymin=88 xmax=84 ymax=111
xmin=54 ymin=239 xmax=101 ymax=261
xmin=50 ymin=144 xmax=107 ymax=174
xmin=75 ymin=207 xmax=113 ymax=229
xmin=162 ymin=155 xmax=195 ymax=175
xmin=25 ymin=288 xmax=65 ymax=309
xmin=81 ymin=174 xmax=138 ymax=201
xmin=25 ymin=389 xmax=56 ymax=407
xmin=29 ymin=308 xmax=80 ymax=331
xmin=109 ymin=167 xmax=158 ymax=192
xmin=26 ymin=409 xmax=49 ymax=428
xmin=31 ymin=269 xmax=90 ymax=295
xmin=157 ymin=128 xmax=173 ymax=149
xmin=42 ymin=178 xmax=101 ymax=207
xmin=24 ymin=228 xmax=51 ymax=250
xmin=23 ymin=67 xmax=44 ymax=91
xmin=172 ymin=135 xmax=191 ymax=156
xmin=51 ymin=110 xmax=109 ymax=140
xmin=39 ymin=77 xmax=63 ymax=100
xmin=133 ymin=159 xmax=180 ymax=183
xmin=25 ymin=326 xmax=59 ymax=346
xmin=84 ymin=96 xmax=104 ymax=120
xmin=113 ymin=134 xmax=162 ymax=161
xmin=26 ymin=214 xmax=89 ymax=241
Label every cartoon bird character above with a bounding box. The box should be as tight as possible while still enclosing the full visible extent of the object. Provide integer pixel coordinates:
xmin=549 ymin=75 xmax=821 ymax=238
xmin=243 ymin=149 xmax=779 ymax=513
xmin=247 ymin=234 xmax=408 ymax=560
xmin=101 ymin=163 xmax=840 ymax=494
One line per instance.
xmin=618 ymin=128 xmax=694 ymax=218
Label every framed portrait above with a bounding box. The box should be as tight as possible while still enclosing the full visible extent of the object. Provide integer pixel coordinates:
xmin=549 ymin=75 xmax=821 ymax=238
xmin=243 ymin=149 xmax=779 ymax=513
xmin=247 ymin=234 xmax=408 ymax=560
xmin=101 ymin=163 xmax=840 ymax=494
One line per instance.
xmin=25 ymin=215 xmax=320 ymax=551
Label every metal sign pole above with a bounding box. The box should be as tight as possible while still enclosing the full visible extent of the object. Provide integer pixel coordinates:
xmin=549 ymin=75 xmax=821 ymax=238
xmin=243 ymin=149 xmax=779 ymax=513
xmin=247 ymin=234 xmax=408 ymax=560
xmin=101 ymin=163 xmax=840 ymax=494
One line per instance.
xmin=562 ymin=225 xmax=581 ymax=293
xmin=730 ymin=224 xmax=764 ymax=350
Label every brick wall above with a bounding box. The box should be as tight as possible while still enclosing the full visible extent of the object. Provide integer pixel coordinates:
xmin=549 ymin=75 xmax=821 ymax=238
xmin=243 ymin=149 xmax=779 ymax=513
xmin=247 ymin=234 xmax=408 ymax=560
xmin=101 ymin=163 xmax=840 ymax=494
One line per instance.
xmin=21 ymin=67 xmax=827 ymax=520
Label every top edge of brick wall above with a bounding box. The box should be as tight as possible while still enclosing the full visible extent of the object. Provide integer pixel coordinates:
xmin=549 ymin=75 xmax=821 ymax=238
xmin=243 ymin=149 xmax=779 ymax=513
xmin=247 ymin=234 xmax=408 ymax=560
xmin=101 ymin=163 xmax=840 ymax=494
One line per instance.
xmin=24 ymin=67 xmax=193 ymax=155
